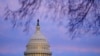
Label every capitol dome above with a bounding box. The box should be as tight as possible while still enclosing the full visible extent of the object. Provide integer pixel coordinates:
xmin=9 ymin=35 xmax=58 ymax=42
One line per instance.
xmin=24 ymin=19 xmax=52 ymax=56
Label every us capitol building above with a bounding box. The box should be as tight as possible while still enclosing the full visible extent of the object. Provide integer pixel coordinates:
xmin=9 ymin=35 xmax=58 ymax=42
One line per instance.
xmin=24 ymin=19 xmax=52 ymax=56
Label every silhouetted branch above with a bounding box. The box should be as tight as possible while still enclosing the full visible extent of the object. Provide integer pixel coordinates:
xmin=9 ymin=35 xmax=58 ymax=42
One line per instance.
xmin=3 ymin=0 xmax=100 ymax=38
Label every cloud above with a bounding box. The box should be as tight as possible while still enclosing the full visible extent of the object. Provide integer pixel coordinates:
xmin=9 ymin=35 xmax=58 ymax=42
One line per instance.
xmin=0 ymin=45 xmax=25 ymax=54
xmin=7 ymin=0 xmax=21 ymax=11
xmin=0 ymin=1 xmax=7 ymax=17
xmin=52 ymin=45 xmax=100 ymax=53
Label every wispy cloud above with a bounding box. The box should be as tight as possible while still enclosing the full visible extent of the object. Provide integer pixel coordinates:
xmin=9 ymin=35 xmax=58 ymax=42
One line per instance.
xmin=52 ymin=45 xmax=100 ymax=53
xmin=0 ymin=45 xmax=25 ymax=54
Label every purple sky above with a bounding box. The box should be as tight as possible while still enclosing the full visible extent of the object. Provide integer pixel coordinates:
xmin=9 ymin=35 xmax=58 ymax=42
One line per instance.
xmin=0 ymin=0 xmax=100 ymax=56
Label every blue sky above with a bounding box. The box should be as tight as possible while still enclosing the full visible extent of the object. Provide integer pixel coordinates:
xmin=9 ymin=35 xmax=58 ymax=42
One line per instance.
xmin=0 ymin=0 xmax=100 ymax=56
xmin=0 ymin=18 xmax=100 ymax=56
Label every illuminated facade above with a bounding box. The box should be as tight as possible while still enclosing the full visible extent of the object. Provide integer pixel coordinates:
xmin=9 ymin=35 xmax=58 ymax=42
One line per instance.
xmin=24 ymin=19 xmax=52 ymax=56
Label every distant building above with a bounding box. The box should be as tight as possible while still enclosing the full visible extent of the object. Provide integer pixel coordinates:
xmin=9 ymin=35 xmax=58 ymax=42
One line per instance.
xmin=24 ymin=19 xmax=52 ymax=56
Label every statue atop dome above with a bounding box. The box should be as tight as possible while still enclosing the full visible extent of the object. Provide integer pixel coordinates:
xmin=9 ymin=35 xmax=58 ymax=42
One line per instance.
xmin=36 ymin=19 xmax=40 ymax=31
xmin=37 ymin=19 xmax=39 ymax=26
